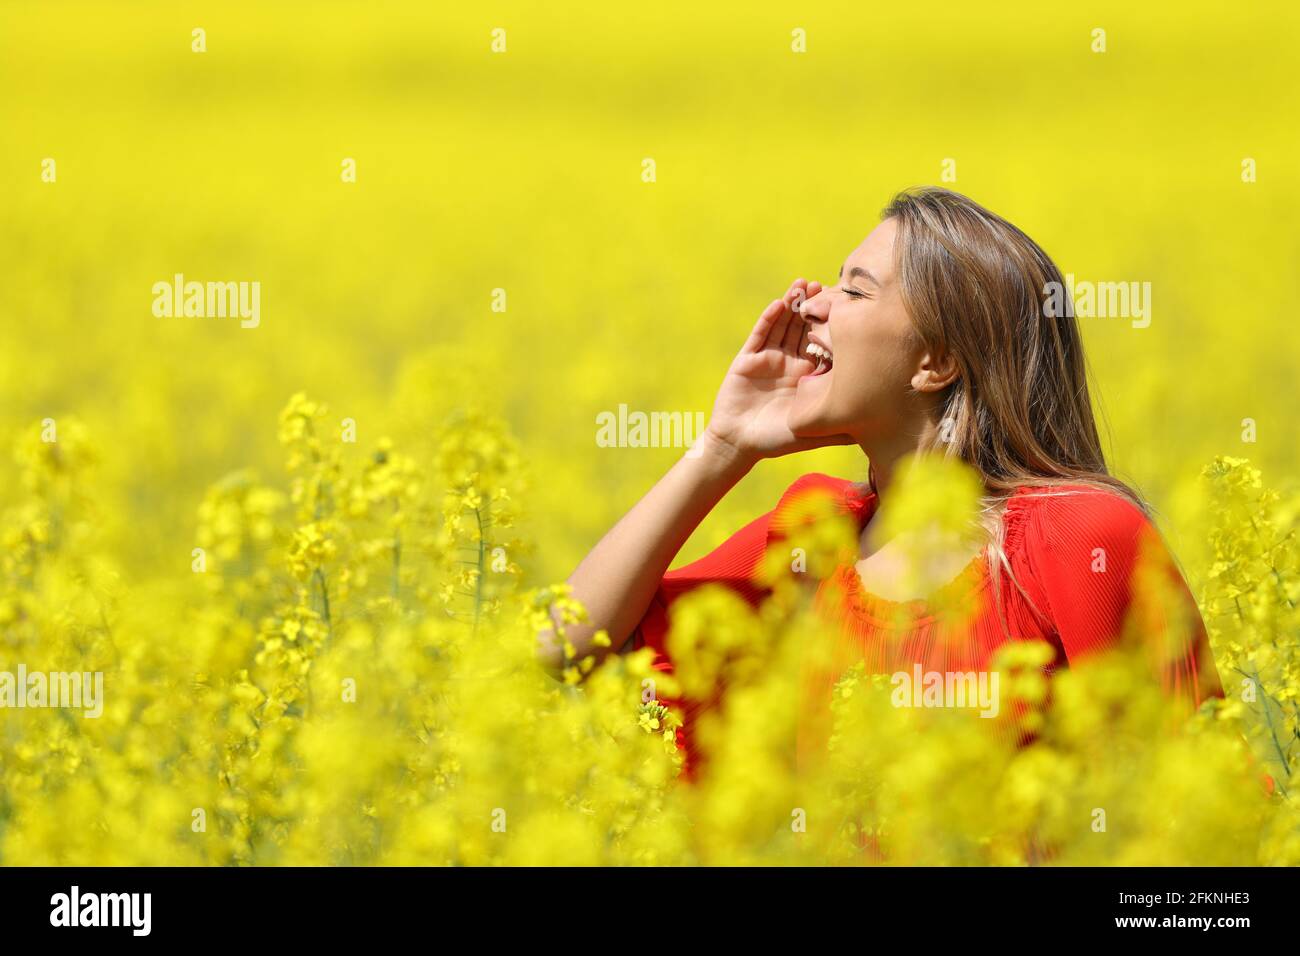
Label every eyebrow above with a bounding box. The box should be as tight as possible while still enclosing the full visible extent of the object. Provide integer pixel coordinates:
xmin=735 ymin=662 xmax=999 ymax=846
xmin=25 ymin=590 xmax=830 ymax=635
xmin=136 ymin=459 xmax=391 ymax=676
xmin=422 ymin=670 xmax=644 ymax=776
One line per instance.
xmin=838 ymin=264 xmax=881 ymax=288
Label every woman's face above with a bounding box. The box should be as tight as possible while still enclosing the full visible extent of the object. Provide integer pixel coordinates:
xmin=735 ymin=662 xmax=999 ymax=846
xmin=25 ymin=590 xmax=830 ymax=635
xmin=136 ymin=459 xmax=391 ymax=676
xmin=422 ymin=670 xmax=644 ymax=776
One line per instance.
xmin=787 ymin=217 xmax=936 ymax=441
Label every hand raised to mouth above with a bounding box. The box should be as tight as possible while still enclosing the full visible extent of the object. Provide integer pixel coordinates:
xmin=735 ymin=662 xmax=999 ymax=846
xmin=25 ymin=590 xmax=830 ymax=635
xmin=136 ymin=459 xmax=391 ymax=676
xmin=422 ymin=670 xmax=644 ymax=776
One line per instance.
xmin=700 ymin=277 xmax=856 ymax=465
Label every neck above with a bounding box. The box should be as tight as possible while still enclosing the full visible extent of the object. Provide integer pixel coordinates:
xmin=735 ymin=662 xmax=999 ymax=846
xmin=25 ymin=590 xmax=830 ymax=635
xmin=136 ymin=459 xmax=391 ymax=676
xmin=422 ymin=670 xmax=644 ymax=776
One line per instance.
xmin=857 ymin=413 xmax=948 ymax=499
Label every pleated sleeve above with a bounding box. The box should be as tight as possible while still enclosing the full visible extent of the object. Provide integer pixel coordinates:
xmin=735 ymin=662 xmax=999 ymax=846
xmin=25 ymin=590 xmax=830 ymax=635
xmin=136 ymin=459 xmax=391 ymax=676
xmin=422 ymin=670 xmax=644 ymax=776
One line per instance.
xmin=1019 ymin=488 xmax=1223 ymax=708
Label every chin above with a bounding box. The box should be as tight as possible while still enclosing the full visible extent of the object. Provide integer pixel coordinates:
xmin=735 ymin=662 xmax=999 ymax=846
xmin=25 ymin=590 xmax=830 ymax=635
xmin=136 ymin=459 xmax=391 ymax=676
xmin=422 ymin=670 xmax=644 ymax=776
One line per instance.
xmin=787 ymin=400 xmax=839 ymax=438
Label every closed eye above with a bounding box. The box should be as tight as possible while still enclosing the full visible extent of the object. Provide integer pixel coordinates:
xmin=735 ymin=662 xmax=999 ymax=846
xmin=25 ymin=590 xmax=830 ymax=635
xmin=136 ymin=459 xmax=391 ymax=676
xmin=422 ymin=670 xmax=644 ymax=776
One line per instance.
xmin=842 ymin=286 xmax=870 ymax=300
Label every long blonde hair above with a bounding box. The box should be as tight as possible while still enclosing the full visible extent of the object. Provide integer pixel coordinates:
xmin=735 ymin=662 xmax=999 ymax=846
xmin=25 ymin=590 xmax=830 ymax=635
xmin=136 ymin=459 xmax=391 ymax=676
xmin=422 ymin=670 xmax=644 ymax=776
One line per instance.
xmin=878 ymin=186 xmax=1148 ymax=628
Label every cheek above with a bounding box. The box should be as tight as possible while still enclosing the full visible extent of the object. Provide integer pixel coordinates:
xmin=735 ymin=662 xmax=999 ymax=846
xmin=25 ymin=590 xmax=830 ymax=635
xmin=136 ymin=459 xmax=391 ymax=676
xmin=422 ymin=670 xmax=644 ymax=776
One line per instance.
xmin=836 ymin=332 xmax=912 ymax=400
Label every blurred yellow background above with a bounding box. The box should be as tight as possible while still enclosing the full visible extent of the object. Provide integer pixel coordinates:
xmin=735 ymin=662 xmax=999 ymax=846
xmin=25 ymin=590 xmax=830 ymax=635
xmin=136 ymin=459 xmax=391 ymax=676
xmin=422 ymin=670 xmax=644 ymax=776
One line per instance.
xmin=2 ymin=0 xmax=1296 ymax=586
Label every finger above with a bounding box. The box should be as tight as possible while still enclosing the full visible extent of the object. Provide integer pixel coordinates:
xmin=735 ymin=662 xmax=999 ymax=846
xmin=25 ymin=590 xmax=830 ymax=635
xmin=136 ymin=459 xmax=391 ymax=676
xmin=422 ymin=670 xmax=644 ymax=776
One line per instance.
xmin=781 ymin=281 xmax=807 ymax=354
xmin=781 ymin=302 xmax=805 ymax=355
xmin=794 ymin=321 xmax=810 ymax=363
xmin=760 ymin=278 xmax=811 ymax=354
xmin=767 ymin=288 xmax=797 ymax=352
xmin=788 ymin=278 xmax=812 ymax=318
xmin=742 ymin=298 xmax=785 ymax=353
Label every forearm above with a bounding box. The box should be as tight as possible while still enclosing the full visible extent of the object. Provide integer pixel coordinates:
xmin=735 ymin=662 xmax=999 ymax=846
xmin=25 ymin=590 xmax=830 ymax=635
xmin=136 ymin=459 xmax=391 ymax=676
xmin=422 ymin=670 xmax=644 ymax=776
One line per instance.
xmin=537 ymin=432 xmax=755 ymax=676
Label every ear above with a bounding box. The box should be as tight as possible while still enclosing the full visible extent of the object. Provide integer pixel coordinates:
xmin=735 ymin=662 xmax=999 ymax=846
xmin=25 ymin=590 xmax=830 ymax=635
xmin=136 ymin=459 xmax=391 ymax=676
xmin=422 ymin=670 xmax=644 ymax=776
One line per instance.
xmin=911 ymin=349 xmax=960 ymax=393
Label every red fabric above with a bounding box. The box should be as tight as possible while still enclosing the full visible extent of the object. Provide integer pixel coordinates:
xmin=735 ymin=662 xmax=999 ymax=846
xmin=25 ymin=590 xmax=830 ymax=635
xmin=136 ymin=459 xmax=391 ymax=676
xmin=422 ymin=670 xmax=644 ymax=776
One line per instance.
xmin=631 ymin=472 xmax=1224 ymax=782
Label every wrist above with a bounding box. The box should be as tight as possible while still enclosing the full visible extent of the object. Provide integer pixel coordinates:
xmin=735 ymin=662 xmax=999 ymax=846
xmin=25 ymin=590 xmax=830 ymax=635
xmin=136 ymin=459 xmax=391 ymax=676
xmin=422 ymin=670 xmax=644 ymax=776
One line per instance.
xmin=690 ymin=428 xmax=758 ymax=482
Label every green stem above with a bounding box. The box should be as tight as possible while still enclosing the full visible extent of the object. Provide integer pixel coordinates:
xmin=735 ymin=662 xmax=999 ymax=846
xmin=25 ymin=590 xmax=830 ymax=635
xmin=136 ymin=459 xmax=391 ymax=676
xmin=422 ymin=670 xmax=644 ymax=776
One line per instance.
xmin=392 ymin=500 xmax=402 ymax=602
xmin=473 ymin=503 xmax=486 ymax=636
xmin=1234 ymin=665 xmax=1293 ymax=788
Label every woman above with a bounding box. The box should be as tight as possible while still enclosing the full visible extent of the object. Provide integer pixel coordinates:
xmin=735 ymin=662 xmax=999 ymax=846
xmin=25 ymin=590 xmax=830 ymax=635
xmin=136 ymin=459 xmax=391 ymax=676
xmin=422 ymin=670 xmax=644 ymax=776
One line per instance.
xmin=539 ymin=186 xmax=1222 ymax=780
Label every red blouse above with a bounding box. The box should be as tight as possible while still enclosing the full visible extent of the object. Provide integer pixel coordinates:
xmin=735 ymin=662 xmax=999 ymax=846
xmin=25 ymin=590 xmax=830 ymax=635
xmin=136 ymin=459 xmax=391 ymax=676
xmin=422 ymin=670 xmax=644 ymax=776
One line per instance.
xmin=631 ymin=472 xmax=1224 ymax=782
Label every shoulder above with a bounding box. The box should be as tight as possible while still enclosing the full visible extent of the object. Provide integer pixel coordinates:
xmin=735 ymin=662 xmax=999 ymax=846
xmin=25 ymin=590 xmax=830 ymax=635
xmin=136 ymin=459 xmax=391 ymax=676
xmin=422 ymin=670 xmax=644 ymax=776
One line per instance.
xmin=768 ymin=473 xmax=871 ymax=536
xmin=773 ymin=472 xmax=867 ymax=513
xmin=777 ymin=471 xmax=860 ymax=501
xmin=1013 ymin=482 xmax=1158 ymax=559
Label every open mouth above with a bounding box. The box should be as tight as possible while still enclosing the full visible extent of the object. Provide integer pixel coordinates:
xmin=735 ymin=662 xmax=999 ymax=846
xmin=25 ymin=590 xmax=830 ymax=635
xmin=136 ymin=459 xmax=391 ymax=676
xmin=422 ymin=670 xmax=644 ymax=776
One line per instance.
xmin=805 ymin=340 xmax=834 ymax=376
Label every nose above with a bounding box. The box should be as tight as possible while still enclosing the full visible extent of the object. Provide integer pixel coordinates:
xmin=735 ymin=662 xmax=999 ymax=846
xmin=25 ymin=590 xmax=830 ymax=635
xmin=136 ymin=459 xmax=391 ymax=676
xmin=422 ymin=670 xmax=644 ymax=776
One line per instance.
xmin=796 ymin=285 xmax=831 ymax=323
